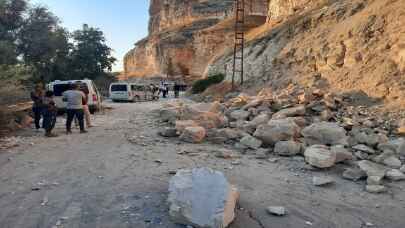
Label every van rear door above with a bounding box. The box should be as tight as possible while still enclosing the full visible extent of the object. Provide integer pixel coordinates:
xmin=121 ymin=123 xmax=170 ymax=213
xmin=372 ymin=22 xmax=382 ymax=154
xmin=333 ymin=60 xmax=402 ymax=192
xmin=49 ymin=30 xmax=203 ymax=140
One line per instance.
xmin=110 ymin=84 xmax=129 ymax=100
xmin=53 ymin=83 xmax=72 ymax=109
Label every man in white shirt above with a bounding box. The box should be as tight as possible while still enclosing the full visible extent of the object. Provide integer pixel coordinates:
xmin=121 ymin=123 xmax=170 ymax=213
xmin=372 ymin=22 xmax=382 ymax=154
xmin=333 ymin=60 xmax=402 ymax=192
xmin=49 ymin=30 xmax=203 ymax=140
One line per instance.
xmin=63 ymin=83 xmax=87 ymax=134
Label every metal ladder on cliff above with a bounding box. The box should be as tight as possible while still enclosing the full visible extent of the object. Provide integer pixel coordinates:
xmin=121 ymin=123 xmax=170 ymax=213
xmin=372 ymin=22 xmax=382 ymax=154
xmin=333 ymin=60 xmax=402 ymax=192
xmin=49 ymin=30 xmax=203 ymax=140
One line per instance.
xmin=232 ymin=0 xmax=245 ymax=89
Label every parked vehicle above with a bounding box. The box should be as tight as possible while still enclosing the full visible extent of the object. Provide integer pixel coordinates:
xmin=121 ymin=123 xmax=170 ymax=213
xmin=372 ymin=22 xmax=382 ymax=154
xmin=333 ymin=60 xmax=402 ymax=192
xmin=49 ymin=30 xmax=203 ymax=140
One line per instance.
xmin=47 ymin=79 xmax=102 ymax=114
xmin=109 ymin=83 xmax=151 ymax=102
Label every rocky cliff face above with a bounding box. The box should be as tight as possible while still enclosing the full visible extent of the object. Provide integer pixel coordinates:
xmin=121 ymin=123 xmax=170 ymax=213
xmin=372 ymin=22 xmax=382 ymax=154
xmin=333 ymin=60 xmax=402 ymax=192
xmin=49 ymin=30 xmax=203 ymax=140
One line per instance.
xmin=124 ymin=0 xmax=236 ymax=80
xmin=207 ymin=0 xmax=405 ymax=109
xmin=124 ymin=0 xmax=322 ymax=80
xmin=125 ymin=0 xmax=404 ymax=108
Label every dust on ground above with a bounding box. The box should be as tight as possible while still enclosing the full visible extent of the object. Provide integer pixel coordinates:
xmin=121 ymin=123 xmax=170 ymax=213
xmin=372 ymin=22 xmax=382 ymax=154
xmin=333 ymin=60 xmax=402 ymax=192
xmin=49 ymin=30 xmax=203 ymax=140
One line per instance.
xmin=0 ymin=100 xmax=404 ymax=228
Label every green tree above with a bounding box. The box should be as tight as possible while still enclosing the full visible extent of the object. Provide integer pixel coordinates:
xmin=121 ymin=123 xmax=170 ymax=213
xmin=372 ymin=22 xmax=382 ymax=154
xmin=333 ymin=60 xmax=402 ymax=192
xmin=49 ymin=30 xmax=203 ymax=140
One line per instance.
xmin=17 ymin=6 xmax=71 ymax=82
xmin=69 ymin=24 xmax=116 ymax=80
xmin=0 ymin=0 xmax=27 ymax=65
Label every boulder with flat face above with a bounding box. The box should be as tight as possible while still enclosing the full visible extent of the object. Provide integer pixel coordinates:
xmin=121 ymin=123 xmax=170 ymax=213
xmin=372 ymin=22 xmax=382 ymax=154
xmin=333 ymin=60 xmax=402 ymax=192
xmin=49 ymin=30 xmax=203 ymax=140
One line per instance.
xmin=302 ymin=122 xmax=348 ymax=146
xmin=253 ymin=119 xmax=301 ymax=146
xmin=168 ymin=168 xmax=239 ymax=228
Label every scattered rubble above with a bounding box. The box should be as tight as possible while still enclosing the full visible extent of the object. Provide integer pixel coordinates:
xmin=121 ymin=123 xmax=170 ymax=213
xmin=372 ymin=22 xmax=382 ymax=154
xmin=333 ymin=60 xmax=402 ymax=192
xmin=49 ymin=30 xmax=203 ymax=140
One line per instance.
xmin=168 ymin=168 xmax=239 ymax=228
xmin=156 ymin=88 xmax=405 ymax=194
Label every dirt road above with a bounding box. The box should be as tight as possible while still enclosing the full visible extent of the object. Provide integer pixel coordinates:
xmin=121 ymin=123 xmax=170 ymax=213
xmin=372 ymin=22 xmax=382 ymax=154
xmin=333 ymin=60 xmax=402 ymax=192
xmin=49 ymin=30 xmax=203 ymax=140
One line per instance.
xmin=0 ymin=100 xmax=404 ymax=228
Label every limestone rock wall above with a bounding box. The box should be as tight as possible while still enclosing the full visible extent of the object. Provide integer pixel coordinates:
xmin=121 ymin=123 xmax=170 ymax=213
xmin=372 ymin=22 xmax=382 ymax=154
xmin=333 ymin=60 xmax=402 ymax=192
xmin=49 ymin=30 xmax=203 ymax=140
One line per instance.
xmin=124 ymin=0 xmax=327 ymax=80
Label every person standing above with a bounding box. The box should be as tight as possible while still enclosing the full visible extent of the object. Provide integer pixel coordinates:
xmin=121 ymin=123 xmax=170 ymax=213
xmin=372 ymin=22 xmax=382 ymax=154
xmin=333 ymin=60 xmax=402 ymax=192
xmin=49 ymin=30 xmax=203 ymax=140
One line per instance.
xmin=42 ymin=91 xmax=58 ymax=137
xmin=63 ymin=83 xmax=87 ymax=134
xmin=30 ymin=83 xmax=44 ymax=131
xmin=174 ymin=82 xmax=180 ymax=98
xmin=80 ymin=85 xmax=93 ymax=128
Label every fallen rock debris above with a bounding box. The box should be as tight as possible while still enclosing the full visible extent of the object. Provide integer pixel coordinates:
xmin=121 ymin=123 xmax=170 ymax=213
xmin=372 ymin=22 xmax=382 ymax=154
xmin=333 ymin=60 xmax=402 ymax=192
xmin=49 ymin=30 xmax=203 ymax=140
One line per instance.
xmin=168 ymin=167 xmax=239 ymax=228
xmin=157 ymin=88 xmax=405 ymax=194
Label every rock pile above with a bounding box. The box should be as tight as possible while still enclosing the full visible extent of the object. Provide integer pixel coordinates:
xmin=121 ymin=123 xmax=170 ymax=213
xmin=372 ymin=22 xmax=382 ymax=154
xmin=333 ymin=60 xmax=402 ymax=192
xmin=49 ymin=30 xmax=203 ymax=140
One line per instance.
xmin=158 ymin=88 xmax=405 ymax=193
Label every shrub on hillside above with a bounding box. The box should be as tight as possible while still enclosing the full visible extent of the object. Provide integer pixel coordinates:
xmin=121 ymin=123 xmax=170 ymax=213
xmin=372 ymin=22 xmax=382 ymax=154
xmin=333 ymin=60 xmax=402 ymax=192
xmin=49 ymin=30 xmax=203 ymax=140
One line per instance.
xmin=191 ymin=73 xmax=225 ymax=94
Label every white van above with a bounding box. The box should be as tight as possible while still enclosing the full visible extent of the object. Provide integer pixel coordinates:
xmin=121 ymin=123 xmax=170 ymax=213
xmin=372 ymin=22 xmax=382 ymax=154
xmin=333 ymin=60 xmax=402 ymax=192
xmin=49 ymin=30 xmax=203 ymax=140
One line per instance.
xmin=48 ymin=79 xmax=102 ymax=114
xmin=109 ymin=83 xmax=149 ymax=102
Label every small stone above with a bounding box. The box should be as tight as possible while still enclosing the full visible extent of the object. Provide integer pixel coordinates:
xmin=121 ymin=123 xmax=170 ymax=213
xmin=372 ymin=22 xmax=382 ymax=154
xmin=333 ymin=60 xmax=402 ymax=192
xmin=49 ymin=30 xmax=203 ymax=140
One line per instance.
xmin=272 ymin=105 xmax=306 ymax=119
xmin=397 ymin=119 xmax=405 ymax=135
xmin=266 ymin=206 xmax=286 ymax=216
xmin=342 ymin=168 xmax=367 ymax=181
xmin=230 ymin=110 xmax=250 ymax=121
xmin=354 ymin=151 xmax=369 ymax=160
xmin=382 ymin=156 xmax=402 ymax=169
xmin=158 ymin=128 xmax=178 ymax=137
xmin=358 ymin=160 xmax=388 ymax=179
xmin=331 ymin=145 xmax=353 ymax=163
xmin=268 ymin=158 xmax=279 ymax=163
xmin=312 ymin=176 xmax=335 ymax=186
xmin=175 ymin=120 xmax=198 ymax=133
xmin=304 ymin=145 xmax=336 ymax=168
xmin=366 ymin=185 xmax=387 ymax=194
xmin=179 ymin=126 xmax=206 ymax=143
xmin=385 ymin=169 xmax=405 ymax=181
xmin=274 ymin=141 xmax=303 ymax=156
xmin=239 ymin=135 xmax=262 ymax=150
xmin=367 ymin=176 xmax=383 ymax=185
xmin=352 ymin=144 xmax=375 ymax=154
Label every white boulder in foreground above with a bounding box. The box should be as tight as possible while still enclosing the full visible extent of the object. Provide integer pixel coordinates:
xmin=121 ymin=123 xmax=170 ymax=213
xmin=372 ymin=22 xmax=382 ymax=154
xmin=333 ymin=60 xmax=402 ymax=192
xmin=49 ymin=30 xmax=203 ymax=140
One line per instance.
xmin=168 ymin=168 xmax=239 ymax=228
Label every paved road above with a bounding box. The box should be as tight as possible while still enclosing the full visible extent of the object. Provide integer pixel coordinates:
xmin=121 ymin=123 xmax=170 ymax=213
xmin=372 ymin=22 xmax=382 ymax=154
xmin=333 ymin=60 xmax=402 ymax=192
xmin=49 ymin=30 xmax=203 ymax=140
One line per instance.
xmin=0 ymin=101 xmax=404 ymax=228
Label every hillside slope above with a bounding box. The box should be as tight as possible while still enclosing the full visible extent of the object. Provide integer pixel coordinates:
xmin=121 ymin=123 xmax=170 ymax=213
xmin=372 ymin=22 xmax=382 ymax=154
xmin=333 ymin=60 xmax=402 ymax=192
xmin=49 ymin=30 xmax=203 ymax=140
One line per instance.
xmin=208 ymin=0 xmax=405 ymax=110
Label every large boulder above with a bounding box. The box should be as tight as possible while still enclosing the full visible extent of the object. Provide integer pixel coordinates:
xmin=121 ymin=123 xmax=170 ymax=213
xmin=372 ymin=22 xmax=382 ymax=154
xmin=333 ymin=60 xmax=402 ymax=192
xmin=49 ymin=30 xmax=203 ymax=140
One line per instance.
xmin=180 ymin=126 xmax=206 ymax=143
xmin=253 ymin=119 xmax=301 ymax=146
xmin=272 ymin=105 xmax=306 ymax=119
xmin=274 ymin=141 xmax=303 ymax=156
xmin=168 ymin=168 xmax=239 ymax=228
xmin=301 ymin=122 xmax=348 ymax=146
xmin=304 ymin=145 xmax=336 ymax=168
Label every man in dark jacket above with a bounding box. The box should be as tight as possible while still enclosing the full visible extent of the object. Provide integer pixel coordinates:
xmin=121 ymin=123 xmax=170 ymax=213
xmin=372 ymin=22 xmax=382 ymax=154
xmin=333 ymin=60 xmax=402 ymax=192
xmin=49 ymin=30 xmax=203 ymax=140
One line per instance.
xmin=30 ymin=83 xmax=44 ymax=130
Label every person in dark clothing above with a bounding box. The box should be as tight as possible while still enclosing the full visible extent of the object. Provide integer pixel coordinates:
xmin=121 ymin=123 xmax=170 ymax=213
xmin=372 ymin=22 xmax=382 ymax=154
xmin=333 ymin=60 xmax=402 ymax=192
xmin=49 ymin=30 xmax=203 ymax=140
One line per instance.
xmin=174 ymin=82 xmax=180 ymax=98
xmin=42 ymin=91 xmax=58 ymax=137
xmin=30 ymin=83 xmax=44 ymax=130
xmin=63 ymin=83 xmax=87 ymax=134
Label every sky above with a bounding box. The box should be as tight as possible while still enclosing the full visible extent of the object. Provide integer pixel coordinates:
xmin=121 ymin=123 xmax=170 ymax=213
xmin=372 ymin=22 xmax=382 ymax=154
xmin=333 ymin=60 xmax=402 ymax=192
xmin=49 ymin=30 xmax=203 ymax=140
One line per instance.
xmin=30 ymin=0 xmax=150 ymax=72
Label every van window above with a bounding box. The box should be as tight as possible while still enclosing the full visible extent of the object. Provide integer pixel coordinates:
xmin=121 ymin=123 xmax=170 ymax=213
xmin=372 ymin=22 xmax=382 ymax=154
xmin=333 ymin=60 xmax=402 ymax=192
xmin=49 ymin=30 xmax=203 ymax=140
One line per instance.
xmin=53 ymin=84 xmax=72 ymax=96
xmin=111 ymin=84 xmax=128 ymax=92
xmin=131 ymin=85 xmax=144 ymax=91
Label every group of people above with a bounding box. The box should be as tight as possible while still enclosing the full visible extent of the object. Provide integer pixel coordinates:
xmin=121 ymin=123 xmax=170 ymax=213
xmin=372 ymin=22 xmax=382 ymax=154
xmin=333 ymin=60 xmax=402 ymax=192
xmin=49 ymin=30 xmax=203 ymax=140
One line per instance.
xmin=156 ymin=81 xmax=183 ymax=99
xmin=30 ymin=82 xmax=93 ymax=137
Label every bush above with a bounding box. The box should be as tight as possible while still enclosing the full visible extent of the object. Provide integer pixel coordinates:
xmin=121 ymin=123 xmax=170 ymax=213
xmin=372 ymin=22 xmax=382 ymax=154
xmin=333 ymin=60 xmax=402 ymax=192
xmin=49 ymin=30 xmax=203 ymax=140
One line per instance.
xmin=191 ymin=73 xmax=225 ymax=94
